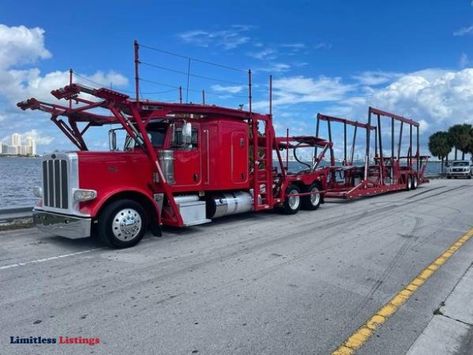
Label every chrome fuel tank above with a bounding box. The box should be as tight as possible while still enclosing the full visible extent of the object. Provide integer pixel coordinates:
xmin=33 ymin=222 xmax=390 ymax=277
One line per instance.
xmin=206 ymin=191 xmax=253 ymax=219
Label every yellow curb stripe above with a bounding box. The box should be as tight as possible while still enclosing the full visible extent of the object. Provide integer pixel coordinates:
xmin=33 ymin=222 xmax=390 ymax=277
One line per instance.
xmin=332 ymin=227 xmax=473 ymax=355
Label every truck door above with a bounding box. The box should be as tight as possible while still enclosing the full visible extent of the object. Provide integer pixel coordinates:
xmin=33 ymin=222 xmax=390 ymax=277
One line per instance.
xmin=171 ymin=123 xmax=202 ymax=189
xmin=231 ymin=131 xmax=248 ymax=184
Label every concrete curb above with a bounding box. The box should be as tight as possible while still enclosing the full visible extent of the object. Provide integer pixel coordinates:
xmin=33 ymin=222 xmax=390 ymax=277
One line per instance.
xmin=407 ymin=264 xmax=473 ymax=354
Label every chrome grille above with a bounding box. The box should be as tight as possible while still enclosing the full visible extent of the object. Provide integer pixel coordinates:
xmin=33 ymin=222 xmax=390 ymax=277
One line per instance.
xmin=42 ymin=158 xmax=69 ymax=209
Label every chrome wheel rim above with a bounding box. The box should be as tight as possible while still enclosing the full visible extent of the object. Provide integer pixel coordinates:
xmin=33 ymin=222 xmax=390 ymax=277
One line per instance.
xmin=112 ymin=208 xmax=142 ymax=241
xmin=288 ymin=189 xmax=300 ymax=210
xmin=310 ymin=187 xmax=320 ymax=206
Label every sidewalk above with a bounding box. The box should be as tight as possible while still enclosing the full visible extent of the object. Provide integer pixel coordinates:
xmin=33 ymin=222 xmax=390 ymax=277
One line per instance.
xmin=407 ymin=263 xmax=473 ymax=355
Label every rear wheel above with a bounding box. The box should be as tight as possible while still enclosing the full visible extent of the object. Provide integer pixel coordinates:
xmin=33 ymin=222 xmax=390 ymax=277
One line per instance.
xmin=406 ymin=175 xmax=412 ymax=190
xmin=98 ymin=199 xmax=147 ymax=248
xmin=282 ymin=185 xmax=301 ymax=214
xmin=302 ymin=183 xmax=321 ymax=210
xmin=411 ymin=175 xmax=418 ymax=189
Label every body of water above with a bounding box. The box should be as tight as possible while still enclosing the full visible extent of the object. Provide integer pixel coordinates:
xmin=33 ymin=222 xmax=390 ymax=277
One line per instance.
xmin=0 ymin=157 xmax=42 ymax=208
xmin=0 ymin=156 xmax=446 ymax=209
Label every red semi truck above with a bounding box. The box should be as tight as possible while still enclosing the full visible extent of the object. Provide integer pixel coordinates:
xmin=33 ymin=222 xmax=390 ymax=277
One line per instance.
xmin=18 ymin=83 xmax=331 ymax=248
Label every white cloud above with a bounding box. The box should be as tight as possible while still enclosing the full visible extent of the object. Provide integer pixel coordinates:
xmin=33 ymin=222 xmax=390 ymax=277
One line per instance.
xmin=352 ymin=71 xmax=403 ymax=86
xmin=253 ymin=75 xmax=353 ymax=110
xmin=211 ymin=84 xmax=244 ymax=94
xmin=0 ymin=24 xmax=51 ymax=69
xmin=248 ymin=48 xmax=277 ymax=60
xmin=1 ymin=68 xmax=128 ymax=105
xmin=331 ymin=68 xmax=473 ymax=134
xmin=453 ymin=25 xmax=473 ymax=36
xmin=0 ymin=24 xmax=129 ymax=153
xmin=20 ymin=129 xmax=54 ymax=145
xmin=256 ymin=63 xmax=291 ymax=73
xmin=178 ymin=25 xmax=252 ymax=50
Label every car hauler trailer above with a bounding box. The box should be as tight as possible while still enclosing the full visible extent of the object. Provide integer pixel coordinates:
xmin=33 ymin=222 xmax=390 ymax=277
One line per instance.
xmin=17 ymin=80 xmax=331 ymax=248
xmin=316 ymin=107 xmax=429 ymax=199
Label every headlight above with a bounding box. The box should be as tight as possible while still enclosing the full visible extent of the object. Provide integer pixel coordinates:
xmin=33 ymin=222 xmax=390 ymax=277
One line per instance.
xmin=73 ymin=189 xmax=97 ymax=202
xmin=33 ymin=186 xmax=43 ymax=198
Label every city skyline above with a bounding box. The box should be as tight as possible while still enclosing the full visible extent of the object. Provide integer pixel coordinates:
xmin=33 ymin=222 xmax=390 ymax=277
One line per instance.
xmin=0 ymin=133 xmax=37 ymax=156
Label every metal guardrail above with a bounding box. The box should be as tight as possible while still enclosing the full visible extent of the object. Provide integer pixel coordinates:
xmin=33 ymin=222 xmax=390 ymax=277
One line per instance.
xmin=0 ymin=207 xmax=33 ymax=224
xmin=0 ymin=207 xmax=33 ymax=215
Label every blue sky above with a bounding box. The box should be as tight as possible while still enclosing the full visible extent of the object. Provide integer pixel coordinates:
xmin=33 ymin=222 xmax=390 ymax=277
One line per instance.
xmin=0 ymin=0 xmax=472 ymax=156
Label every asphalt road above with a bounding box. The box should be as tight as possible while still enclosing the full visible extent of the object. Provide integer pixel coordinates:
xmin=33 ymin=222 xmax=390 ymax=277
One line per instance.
xmin=1 ymin=179 xmax=473 ymax=355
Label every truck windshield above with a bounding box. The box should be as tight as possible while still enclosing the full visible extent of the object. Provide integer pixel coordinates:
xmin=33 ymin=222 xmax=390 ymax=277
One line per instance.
xmin=124 ymin=122 xmax=168 ymax=150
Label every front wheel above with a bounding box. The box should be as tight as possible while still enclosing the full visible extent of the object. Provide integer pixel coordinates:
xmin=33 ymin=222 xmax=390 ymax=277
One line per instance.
xmin=281 ymin=185 xmax=301 ymax=215
xmin=98 ymin=199 xmax=147 ymax=248
xmin=302 ymin=183 xmax=321 ymax=210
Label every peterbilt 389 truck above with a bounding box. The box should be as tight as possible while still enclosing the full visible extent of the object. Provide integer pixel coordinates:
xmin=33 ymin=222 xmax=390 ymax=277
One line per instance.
xmin=17 ymin=83 xmax=331 ymax=248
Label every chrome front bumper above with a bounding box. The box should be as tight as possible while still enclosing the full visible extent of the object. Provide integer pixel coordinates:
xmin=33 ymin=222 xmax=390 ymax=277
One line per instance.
xmin=33 ymin=209 xmax=91 ymax=239
xmin=447 ymin=172 xmax=471 ymax=177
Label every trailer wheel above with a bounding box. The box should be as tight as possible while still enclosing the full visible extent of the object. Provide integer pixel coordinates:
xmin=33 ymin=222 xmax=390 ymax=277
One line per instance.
xmin=406 ymin=175 xmax=411 ymax=191
xmin=98 ymin=199 xmax=147 ymax=248
xmin=282 ymin=185 xmax=301 ymax=214
xmin=302 ymin=183 xmax=321 ymax=210
xmin=411 ymin=175 xmax=418 ymax=189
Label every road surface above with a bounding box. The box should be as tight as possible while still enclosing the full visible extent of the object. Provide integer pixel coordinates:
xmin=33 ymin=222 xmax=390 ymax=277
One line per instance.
xmin=1 ymin=179 xmax=472 ymax=354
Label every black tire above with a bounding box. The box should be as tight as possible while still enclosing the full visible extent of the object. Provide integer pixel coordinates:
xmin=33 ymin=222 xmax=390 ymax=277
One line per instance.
xmin=281 ymin=184 xmax=301 ymax=215
xmin=302 ymin=183 xmax=321 ymax=210
xmin=98 ymin=199 xmax=147 ymax=248
xmin=406 ymin=175 xmax=411 ymax=190
xmin=447 ymin=175 xmax=451 ymax=179
xmin=411 ymin=175 xmax=418 ymax=190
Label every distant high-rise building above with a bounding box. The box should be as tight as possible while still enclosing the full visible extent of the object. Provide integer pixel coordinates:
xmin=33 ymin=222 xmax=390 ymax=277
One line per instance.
xmin=0 ymin=133 xmax=37 ymax=156
xmin=26 ymin=136 xmax=36 ymax=155
xmin=7 ymin=145 xmax=18 ymax=155
xmin=11 ymin=133 xmax=21 ymax=147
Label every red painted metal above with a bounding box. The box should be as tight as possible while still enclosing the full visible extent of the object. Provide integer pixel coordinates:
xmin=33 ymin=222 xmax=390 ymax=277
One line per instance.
xmin=16 ymin=42 xmax=430 ymax=240
xmin=317 ymin=108 xmax=429 ymax=200
xmin=18 ymin=79 xmax=330 ymax=228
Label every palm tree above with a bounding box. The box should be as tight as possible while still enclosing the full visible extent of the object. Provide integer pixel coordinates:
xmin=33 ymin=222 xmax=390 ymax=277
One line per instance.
xmin=448 ymin=124 xmax=473 ymax=160
xmin=428 ymin=131 xmax=451 ymax=173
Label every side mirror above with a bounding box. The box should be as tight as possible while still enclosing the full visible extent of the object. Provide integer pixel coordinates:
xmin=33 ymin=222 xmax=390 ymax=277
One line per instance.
xmin=182 ymin=122 xmax=192 ymax=145
xmin=109 ymin=129 xmax=117 ymax=151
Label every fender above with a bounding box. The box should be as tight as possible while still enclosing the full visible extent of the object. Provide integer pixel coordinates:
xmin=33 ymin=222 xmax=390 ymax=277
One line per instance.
xmin=84 ymin=187 xmax=161 ymax=226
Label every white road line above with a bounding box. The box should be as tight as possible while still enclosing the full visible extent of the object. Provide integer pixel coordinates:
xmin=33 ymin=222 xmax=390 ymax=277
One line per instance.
xmin=0 ymin=248 xmax=101 ymax=271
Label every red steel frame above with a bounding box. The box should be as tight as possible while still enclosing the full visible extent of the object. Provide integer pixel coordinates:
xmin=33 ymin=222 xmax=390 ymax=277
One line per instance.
xmin=316 ymin=107 xmax=429 ymax=199
xmin=18 ymin=80 xmax=331 ymax=225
